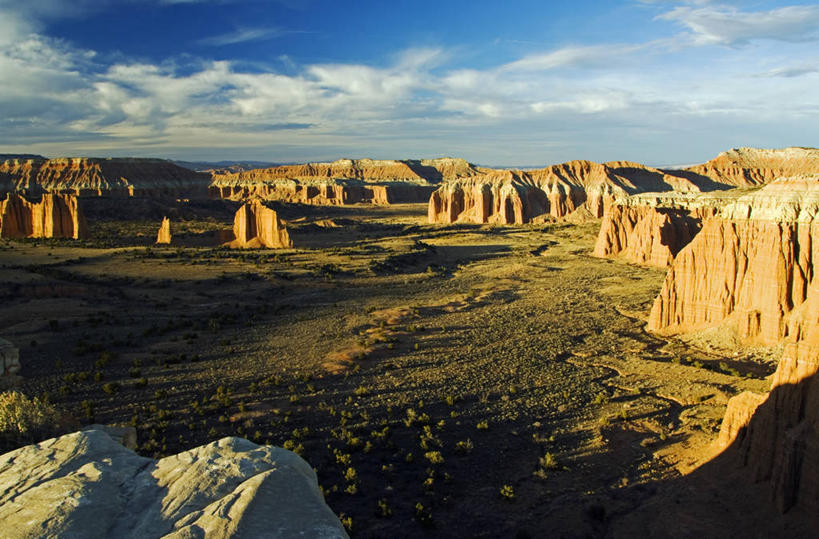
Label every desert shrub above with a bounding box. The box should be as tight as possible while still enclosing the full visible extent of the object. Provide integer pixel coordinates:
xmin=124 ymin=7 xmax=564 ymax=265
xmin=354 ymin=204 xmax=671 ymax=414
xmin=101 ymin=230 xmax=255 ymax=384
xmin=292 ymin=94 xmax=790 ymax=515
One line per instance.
xmin=0 ymin=391 xmax=62 ymax=451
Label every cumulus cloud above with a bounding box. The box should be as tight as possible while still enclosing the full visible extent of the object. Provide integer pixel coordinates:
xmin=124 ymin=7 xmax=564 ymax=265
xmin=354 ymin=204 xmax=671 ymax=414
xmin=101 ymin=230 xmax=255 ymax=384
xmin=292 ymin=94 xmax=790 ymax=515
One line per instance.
xmin=0 ymin=0 xmax=818 ymax=164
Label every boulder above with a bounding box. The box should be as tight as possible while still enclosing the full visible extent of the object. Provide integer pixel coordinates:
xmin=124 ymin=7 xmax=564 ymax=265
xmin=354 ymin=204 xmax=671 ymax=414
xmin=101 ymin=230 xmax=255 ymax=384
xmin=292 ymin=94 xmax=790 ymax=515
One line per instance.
xmin=0 ymin=193 xmax=88 ymax=239
xmin=0 ymin=430 xmax=348 ymax=538
xmin=228 ymin=201 xmax=292 ymax=249
xmin=0 ymin=339 xmax=19 ymax=378
xmin=156 ymin=216 xmax=171 ymax=244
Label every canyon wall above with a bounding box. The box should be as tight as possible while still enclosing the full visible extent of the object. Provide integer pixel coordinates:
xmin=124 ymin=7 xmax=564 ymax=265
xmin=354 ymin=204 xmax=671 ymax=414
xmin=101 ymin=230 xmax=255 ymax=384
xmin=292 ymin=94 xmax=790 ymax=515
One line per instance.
xmin=647 ymin=177 xmax=819 ymax=344
xmin=640 ymin=176 xmax=819 ymax=515
xmin=227 ymin=201 xmax=292 ymax=249
xmin=428 ymin=160 xmax=706 ymax=225
xmin=210 ymin=157 xmax=482 ymax=205
xmin=0 ymin=193 xmax=88 ymax=239
xmin=0 ymin=158 xmax=211 ymax=199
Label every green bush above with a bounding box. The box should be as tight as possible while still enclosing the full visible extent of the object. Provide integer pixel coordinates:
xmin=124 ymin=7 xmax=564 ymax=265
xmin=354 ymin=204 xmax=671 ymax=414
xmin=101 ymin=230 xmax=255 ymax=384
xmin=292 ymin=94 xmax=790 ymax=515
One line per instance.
xmin=0 ymin=391 xmax=62 ymax=451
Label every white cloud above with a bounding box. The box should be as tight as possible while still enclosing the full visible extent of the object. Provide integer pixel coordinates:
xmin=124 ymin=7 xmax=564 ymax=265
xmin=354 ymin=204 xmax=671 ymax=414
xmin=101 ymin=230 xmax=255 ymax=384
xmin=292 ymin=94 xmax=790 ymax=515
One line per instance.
xmin=660 ymin=4 xmax=819 ymax=45
xmin=198 ymin=27 xmax=288 ymax=46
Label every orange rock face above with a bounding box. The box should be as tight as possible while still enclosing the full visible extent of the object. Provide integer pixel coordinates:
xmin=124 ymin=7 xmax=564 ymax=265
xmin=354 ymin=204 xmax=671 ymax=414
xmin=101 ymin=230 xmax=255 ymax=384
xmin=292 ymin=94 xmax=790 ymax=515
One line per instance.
xmin=0 ymin=158 xmax=211 ymax=198
xmin=647 ymin=177 xmax=819 ymax=344
xmin=156 ymin=217 xmax=171 ymax=245
xmin=593 ymin=204 xmax=706 ymax=267
xmin=428 ymin=159 xmax=710 ymax=225
xmin=226 ymin=201 xmax=292 ymax=249
xmin=209 ymin=158 xmax=480 ymax=205
xmin=644 ymin=176 xmax=819 ymax=515
xmin=718 ymin=276 xmax=819 ymax=513
xmin=682 ymin=147 xmax=819 ymax=187
xmin=0 ymin=193 xmax=88 ymax=239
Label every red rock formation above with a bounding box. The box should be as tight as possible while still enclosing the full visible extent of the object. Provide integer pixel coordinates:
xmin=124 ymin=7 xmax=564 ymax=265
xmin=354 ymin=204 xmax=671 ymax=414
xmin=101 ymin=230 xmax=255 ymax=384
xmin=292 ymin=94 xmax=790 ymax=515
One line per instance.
xmin=0 ymin=193 xmax=88 ymax=239
xmin=647 ymin=177 xmax=819 ymax=344
xmin=227 ymin=201 xmax=292 ymax=249
xmin=156 ymin=217 xmax=171 ymax=245
xmin=592 ymin=204 xmax=706 ymax=267
xmin=680 ymin=147 xmax=819 ymax=187
xmin=209 ymin=157 xmax=480 ymax=205
xmin=0 ymin=158 xmax=211 ymax=198
xmin=717 ymin=275 xmax=819 ymax=513
xmin=428 ymin=159 xmax=711 ymax=225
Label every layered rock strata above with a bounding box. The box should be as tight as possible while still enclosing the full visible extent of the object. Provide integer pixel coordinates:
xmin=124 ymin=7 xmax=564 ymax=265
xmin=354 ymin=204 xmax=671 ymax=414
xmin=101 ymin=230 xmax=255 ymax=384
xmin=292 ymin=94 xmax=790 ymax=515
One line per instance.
xmin=0 ymin=193 xmax=88 ymax=239
xmin=642 ymin=176 xmax=819 ymax=514
xmin=428 ymin=160 xmax=706 ymax=225
xmin=210 ymin=157 xmax=482 ymax=205
xmin=592 ymin=193 xmax=733 ymax=267
xmin=227 ymin=201 xmax=292 ymax=249
xmin=0 ymin=158 xmax=211 ymax=198
xmin=682 ymin=147 xmax=819 ymax=187
xmin=0 ymin=429 xmax=348 ymax=538
xmin=648 ymin=177 xmax=819 ymax=343
xmin=156 ymin=216 xmax=171 ymax=244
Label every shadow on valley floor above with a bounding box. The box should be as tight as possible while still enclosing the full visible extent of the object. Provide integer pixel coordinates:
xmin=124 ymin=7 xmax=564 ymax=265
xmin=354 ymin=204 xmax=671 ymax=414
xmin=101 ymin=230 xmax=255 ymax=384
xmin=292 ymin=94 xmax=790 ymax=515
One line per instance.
xmin=607 ymin=373 xmax=818 ymax=539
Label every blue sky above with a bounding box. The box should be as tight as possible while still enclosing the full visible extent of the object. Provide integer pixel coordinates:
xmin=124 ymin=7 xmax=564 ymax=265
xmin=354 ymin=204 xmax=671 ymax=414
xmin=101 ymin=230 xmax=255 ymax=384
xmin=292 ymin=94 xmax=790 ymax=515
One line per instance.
xmin=1 ymin=0 xmax=817 ymax=166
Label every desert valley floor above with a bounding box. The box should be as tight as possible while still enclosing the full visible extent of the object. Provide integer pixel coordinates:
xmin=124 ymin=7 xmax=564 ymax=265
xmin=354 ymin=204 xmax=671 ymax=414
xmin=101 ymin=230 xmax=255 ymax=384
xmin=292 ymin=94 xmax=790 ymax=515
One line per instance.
xmin=1 ymin=199 xmax=801 ymax=537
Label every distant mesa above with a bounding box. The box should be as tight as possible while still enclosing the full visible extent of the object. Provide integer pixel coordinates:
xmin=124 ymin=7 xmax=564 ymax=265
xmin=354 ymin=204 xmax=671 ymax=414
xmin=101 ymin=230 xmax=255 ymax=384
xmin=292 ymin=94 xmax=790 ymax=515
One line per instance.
xmin=224 ymin=200 xmax=292 ymax=249
xmin=209 ymin=157 xmax=484 ymax=206
xmin=682 ymin=146 xmax=819 ymax=187
xmin=0 ymin=192 xmax=88 ymax=239
xmin=156 ymin=216 xmax=171 ymax=245
xmin=0 ymin=157 xmax=211 ymax=199
xmin=428 ymin=159 xmax=708 ymax=225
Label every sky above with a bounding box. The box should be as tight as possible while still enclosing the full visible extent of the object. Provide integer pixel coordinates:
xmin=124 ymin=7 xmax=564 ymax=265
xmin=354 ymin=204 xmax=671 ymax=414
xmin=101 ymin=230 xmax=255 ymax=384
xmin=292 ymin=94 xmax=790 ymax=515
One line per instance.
xmin=0 ymin=0 xmax=817 ymax=167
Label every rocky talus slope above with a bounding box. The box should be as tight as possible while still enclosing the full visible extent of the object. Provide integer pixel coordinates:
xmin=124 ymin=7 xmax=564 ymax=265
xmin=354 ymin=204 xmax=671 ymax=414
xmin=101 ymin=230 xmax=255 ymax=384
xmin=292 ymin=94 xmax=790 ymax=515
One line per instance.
xmin=209 ymin=157 xmax=483 ymax=205
xmin=0 ymin=429 xmax=348 ymax=538
xmin=0 ymin=192 xmax=88 ymax=239
xmin=225 ymin=201 xmax=292 ymax=249
xmin=0 ymin=158 xmax=211 ymax=198
xmin=428 ymin=160 xmax=706 ymax=225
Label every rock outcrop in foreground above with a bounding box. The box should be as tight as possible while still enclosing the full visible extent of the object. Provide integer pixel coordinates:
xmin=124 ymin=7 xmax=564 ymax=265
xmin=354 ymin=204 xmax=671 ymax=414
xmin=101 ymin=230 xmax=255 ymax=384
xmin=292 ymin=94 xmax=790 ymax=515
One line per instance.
xmin=648 ymin=177 xmax=819 ymax=343
xmin=0 ymin=429 xmax=348 ymax=538
xmin=0 ymin=158 xmax=211 ymax=198
xmin=226 ymin=201 xmax=292 ymax=249
xmin=210 ymin=158 xmax=483 ymax=205
xmin=0 ymin=192 xmax=88 ymax=239
xmin=428 ymin=160 xmax=707 ymax=225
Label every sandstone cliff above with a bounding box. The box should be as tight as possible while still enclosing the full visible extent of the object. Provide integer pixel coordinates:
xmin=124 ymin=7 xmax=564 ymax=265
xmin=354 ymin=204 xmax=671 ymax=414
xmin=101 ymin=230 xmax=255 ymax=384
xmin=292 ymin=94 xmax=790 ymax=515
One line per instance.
xmin=0 ymin=429 xmax=348 ymax=538
xmin=226 ymin=201 xmax=292 ymax=249
xmin=0 ymin=158 xmax=211 ymax=198
xmin=156 ymin=216 xmax=171 ymax=244
xmin=428 ymin=160 xmax=708 ymax=225
xmin=680 ymin=147 xmax=819 ymax=187
xmin=0 ymin=193 xmax=88 ymax=239
xmin=209 ymin=157 xmax=483 ymax=205
xmin=647 ymin=177 xmax=819 ymax=343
